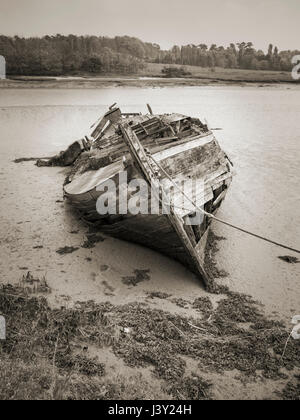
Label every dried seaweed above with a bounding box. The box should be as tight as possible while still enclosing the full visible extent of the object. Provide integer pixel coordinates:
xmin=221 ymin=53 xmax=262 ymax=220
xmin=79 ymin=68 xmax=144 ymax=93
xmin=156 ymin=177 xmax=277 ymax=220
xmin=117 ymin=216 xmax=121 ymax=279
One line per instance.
xmin=0 ymin=285 xmax=299 ymax=400
xmin=192 ymin=297 xmax=213 ymax=315
xmin=166 ymin=375 xmax=212 ymax=400
xmin=146 ymin=291 xmax=172 ymax=300
xmin=204 ymin=230 xmax=229 ymax=278
xmin=56 ymin=246 xmax=79 ymax=255
xmin=81 ymin=233 xmax=106 ymax=249
xmin=122 ymin=269 xmax=151 ymax=286
xmin=171 ymin=298 xmax=190 ymax=308
xmin=279 ymin=376 xmax=300 ymax=400
xmin=278 ymin=256 xmax=299 ymax=264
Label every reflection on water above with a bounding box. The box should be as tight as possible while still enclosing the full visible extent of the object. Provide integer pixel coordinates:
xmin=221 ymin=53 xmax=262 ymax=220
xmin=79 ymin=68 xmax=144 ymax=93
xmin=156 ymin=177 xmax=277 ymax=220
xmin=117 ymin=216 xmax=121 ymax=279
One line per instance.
xmin=0 ymin=86 xmax=299 ymax=318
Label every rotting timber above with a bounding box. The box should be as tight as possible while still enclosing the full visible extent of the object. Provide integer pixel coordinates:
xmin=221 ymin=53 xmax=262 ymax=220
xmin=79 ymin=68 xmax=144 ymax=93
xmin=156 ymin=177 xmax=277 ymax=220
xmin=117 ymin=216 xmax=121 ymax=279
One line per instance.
xmin=38 ymin=105 xmax=234 ymax=288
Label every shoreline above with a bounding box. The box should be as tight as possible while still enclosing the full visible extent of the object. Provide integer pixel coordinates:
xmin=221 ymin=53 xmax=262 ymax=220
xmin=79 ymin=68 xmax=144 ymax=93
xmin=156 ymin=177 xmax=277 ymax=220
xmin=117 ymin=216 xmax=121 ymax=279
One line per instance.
xmin=0 ymin=76 xmax=299 ymax=90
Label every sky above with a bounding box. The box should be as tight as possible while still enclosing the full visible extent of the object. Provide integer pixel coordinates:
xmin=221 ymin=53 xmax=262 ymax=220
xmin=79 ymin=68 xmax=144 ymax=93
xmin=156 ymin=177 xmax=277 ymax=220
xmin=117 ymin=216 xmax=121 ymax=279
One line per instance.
xmin=0 ymin=0 xmax=299 ymax=52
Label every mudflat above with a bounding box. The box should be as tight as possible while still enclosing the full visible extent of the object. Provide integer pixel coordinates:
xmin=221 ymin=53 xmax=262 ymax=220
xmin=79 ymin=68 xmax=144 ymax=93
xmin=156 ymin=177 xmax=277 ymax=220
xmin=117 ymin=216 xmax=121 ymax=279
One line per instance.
xmin=0 ymin=86 xmax=299 ymax=399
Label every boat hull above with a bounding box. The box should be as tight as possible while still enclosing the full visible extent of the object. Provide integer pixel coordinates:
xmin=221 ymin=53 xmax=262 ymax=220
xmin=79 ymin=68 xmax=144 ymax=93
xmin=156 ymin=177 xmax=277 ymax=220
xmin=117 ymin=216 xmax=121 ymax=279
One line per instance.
xmin=64 ymin=129 xmax=233 ymax=285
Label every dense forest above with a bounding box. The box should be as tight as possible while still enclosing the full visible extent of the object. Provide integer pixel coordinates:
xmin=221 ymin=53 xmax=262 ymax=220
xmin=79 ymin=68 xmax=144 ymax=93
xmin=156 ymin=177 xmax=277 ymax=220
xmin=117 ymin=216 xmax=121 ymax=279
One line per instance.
xmin=0 ymin=35 xmax=298 ymax=75
xmin=158 ymin=42 xmax=298 ymax=72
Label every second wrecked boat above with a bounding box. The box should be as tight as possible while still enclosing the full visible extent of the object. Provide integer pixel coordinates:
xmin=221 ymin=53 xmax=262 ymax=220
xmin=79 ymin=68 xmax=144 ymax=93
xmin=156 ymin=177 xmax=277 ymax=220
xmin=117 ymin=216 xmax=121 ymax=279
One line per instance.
xmin=41 ymin=105 xmax=234 ymax=287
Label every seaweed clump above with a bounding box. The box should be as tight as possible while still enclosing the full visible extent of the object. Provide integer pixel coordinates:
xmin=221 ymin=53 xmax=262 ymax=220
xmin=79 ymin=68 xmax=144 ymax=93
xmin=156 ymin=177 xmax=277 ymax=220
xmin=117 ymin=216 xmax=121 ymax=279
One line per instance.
xmin=122 ymin=269 xmax=151 ymax=286
xmin=279 ymin=376 xmax=300 ymax=400
xmin=204 ymin=230 xmax=229 ymax=279
xmin=0 ymin=284 xmax=299 ymax=400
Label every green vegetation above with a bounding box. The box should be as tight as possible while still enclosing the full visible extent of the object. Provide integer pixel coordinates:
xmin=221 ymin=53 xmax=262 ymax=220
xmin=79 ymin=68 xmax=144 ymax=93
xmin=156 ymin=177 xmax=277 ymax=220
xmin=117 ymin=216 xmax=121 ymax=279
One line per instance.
xmin=157 ymin=42 xmax=297 ymax=72
xmin=0 ymin=35 xmax=149 ymax=75
xmin=161 ymin=66 xmax=192 ymax=78
xmin=0 ymin=280 xmax=299 ymax=400
xmin=141 ymin=63 xmax=295 ymax=84
xmin=0 ymin=35 xmax=298 ymax=76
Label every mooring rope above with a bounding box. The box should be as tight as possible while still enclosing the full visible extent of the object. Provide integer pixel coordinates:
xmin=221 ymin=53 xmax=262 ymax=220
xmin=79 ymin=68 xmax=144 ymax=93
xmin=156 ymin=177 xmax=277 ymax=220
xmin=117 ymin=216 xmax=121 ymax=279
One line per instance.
xmin=149 ymin=155 xmax=300 ymax=255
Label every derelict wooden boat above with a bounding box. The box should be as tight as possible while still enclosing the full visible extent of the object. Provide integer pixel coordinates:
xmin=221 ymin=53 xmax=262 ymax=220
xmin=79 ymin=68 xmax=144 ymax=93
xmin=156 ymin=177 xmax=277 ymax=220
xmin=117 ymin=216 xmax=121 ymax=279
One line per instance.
xmin=64 ymin=106 xmax=233 ymax=287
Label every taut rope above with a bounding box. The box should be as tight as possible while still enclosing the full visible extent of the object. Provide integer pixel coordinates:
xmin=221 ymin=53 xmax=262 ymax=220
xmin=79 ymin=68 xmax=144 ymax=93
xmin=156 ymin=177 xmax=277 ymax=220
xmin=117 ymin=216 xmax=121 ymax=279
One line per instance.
xmin=149 ymin=154 xmax=300 ymax=255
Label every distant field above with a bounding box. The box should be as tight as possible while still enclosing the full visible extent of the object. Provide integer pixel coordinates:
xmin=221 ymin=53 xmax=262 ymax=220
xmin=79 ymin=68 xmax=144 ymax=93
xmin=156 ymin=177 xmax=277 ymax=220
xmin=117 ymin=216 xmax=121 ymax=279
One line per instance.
xmin=0 ymin=62 xmax=298 ymax=88
xmin=139 ymin=62 xmax=294 ymax=83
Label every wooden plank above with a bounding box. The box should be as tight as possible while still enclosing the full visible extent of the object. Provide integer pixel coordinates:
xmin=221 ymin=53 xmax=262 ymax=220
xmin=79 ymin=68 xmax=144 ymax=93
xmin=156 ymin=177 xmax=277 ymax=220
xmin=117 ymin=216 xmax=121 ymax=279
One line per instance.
xmin=64 ymin=161 xmax=123 ymax=195
xmin=153 ymin=133 xmax=215 ymax=162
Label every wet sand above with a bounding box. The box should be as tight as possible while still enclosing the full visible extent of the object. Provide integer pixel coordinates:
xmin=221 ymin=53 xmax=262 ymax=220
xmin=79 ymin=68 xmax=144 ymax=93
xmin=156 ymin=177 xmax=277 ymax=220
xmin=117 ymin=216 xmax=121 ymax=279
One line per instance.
xmin=0 ymin=160 xmax=215 ymax=313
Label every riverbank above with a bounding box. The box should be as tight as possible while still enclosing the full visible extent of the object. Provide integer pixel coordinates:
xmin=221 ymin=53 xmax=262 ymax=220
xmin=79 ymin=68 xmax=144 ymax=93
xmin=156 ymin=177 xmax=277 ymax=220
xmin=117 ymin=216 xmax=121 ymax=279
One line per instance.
xmin=0 ymin=64 xmax=298 ymax=89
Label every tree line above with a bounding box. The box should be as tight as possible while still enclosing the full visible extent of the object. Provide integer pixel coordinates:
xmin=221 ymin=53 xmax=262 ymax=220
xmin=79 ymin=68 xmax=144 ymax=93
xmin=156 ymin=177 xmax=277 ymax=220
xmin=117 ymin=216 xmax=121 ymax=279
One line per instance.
xmin=0 ymin=35 xmax=155 ymax=75
xmin=0 ymin=35 xmax=298 ymax=75
xmin=158 ymin=43 xmax=298 ymax=72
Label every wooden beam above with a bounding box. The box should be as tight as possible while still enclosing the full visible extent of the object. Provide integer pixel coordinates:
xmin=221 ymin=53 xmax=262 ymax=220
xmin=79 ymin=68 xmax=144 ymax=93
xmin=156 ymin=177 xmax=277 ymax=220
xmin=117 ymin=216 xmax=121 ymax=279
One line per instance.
xmin=147 ymin=104 xmax=153 ymax=115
